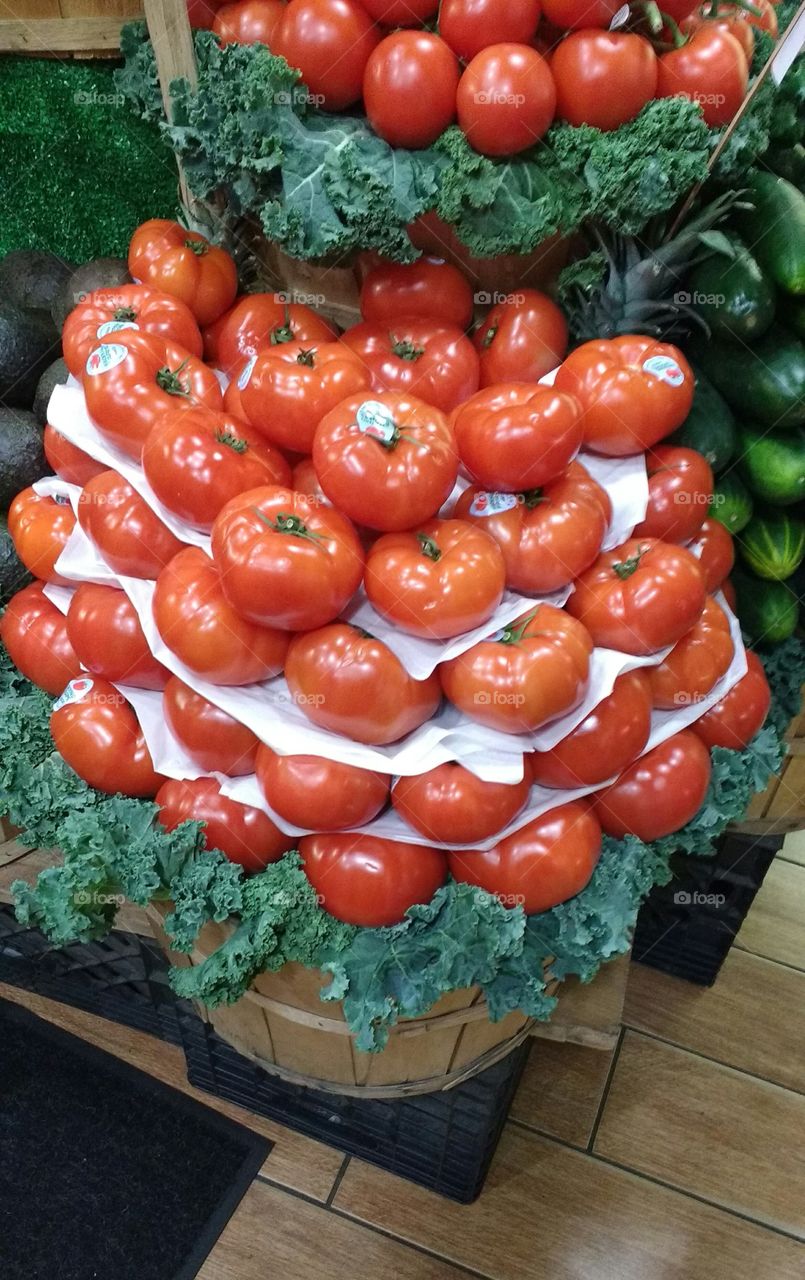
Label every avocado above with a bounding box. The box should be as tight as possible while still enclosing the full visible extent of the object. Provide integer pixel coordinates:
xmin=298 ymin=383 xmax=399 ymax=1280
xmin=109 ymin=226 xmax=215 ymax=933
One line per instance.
xmin=0 ymin=300 xmax=57 ymax=408
xmin=0 ymin=514 xmax=32 ymax=605
xmin=0 ymin=408 xmax=47 ymax=512
xmin=52 ymin=257 xmax=130 ymax=331
xmin=32 ymin=357 xmax=70 ymax=425
xmin=0 ymin=250 xmax=74 ymax=326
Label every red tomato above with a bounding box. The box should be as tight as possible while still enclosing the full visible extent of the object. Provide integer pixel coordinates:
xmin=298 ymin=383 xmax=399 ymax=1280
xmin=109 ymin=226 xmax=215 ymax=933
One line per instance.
xmin=681 ymin=11 xmax=754 ymax=62
xmin=358 ymin=0 xmax=437 ymax=21
xmin=449 ymin=800 xmax=602 ymax=913
xmin=256 ymin=747 xmax=389 ymax=830
xmin=594 ymin=730 xmax=711 ymax=841
xmin=531 ymin=669 xmax=652 ymax=789
xmin=439 ymin=0 xmax=541 ymax=62
xmin=7 ymin=487 xmax=75 ymax=585
xmin=738 ymin=0 xmax=778 ymax=34
xmin=393 ymin=762 xmax=531 ymax=844
xmin=153 ymin=546 xmax=290 ymax=684
xmin=127 ymin=219 xmax=238 ymax=326
xmin=633 ymin=445 xmax=714 ymax=544
xmin=721 ymin=575 xmax=737 ymax=612
xmin=284 ymin=622 xmax=441 ymax=744
xmin=222 ymin=373 xmax=249 ymax=420
xmin=450 ymin=384 xmax=583 ymax=491
xmin=156 ymin=777 xmax=292 ymax=872
xmin=456 ymin=44 xmax=557 ymax=158
xmin=648 ymin=596 xmax=734 ymax=711
xmin=187 ymin=0 xmax=224 ymax=27
xmin=552 ymin=31 xmax=658 ymax=131
xmin=51 ymin=677 xmax=165 ymax=797
xmin=240 ymin=340 xmax=369 ymax=453
xmin=212 ymin=0 xmax=284 ymax=43
xmin=654 ymin=0 xmax=700 ymax=18
xmin=689 ymin=517 xmax=735 ymax=592
xmin=163 ymin=676 xmax=260 ymax=776
xmin=567 ymin=538 xmax=707 ymax=655
xmin=78 ymin=470 xmax=185 ymax=580
xmin=473 ymin=289 xmax=568 ymax=386
xmin=210 ymin=486 xmax=365 ymax=630
xmin=291 ymin=456 xmax=330 ymax=506
xmin=142 ymin=407 xmax=291 ymax=532
xmin=312 ymin=391 xmax=458 ymax=532
xmin=360 ymin=258 xmax=474 ymax=330
xmin=656 ymin=28 xmax=748 ymax=128
xmin=363 ymin=32 xmax=460 ymax=149
xmin=83 ymin=331 xmax=223 ymax=460
xmin=452 ymin=461 xmax=610 ymax=594
xmin=540 ymin=0 xmax=620 ymax=28
xmin=440 ymin=604 xmax=592 ymax=734
xmin=0 ymin=582 xmax=81 ymax=696
xmin=691 ymin=649 xmax=770 ymax=750
xmin=340 ymin=317 xmax=479 ymax=414
xmin=66 ymin=583 xmax=169 ymax=690
xmin=274 ymin=0 xmax=380 ymax=111
xmin=215 ymin=294 xmax=338 ymax=377
xmin=299 ymin=833 xmax=448 ymax=926
xmin=365 ymin=518 xmax=505 ymax=639
xmin=61 ymin=283 xmax=202 ymax=378
xmin=554 ymin=337 xmax=694 ymax=457
xmin=43 ymin=424 xmax=105 ymax=487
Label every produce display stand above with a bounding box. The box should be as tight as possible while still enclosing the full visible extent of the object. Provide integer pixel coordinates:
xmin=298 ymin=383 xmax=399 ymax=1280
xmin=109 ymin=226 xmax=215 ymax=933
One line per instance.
xmin=0 ymin=2 xmax=141 ymax=58
xmin=733 ymin=694 xmax=805 ymax=834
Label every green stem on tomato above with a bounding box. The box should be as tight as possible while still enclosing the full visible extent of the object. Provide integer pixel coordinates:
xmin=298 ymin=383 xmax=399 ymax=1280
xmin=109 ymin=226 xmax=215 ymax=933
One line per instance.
xmin=390 ymin=335 xmax=425 ymax=362
xmin=253 ymin=508 xmax=327 ymax=542
xmin=155 ymin=357 xmax=191 ymax=397
xmin=215 ymin=429 xmax=248 ymax=454
xmin=417 ymin=532 xmax=441 ymax=562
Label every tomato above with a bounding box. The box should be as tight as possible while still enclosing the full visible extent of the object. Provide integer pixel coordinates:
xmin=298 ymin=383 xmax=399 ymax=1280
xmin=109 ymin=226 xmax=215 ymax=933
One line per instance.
xmin=540 ymin=0 xmax=621 ymax=29
xmin=689 ymin=517 xmax=735 ymax=593
xmin=211 ymin=486 xmax=365 ymax=630
xmin=648 ymin=596 xmax=734 ymax=711
xmin=554 ymin=337 xmax=694 ymax=457
xmin=0 ymin=582 xmax=81 ymax=696
xmin=365 ymin=518 xmax=505 ymax=639
xmin=440 ymin=604 xmax=592 ymax=734
xmin=452 ymin=461 xmax=610 ymax=594
xmin=594 ymin=730 xmax=711 ymax=841
xmin=127 ymin=219 xmax=238 ymax=326
xmin=393 ymin=761 xmax=531 ymax=844
xmin=83 ymin=331 xmax=223 ymax=460
xmin=187 ymin=0 xmax=223 ymax=27
xmin=681 ymin=11 xmax=754 ymax=62
xmin=363 ymin=32 xmax=460 ymax=150
xmin=340 ymin=318 xmax=479 ymax=414
xmin=299 ymin=833 xmax=448 ymax=926
xmin=691 ymin=649 xmax=770 ymax=750
xmin=241 ymin=340 xmax=369 ymax=453
xmin=274 ymin=0 xmax=380 ymax=111
xmin=66 ymin=583 xmax=169 ymax=690
xmin=739 ymin=0 xmax=778 ymax=35
xmin=312 ymin=392 xmax=458 ymax=532
xmin=61 ymin=283 xmax=202 ymax=378
xmin=721 ymin=575 xmax=737 ymax=612
xmin=43 ymin=424 xmax=105 ymax=487
xmin=531 ymin=669 xmax=652 ymax=789
xmin=212 ymin=0 xmax=284 ymax=43
xmin=450 ymin=384 xmax=583 ymax=491
xmin=156 ymin=777 xmax=292 ymax=872
xmin=7 ymin=487 xmax=75 ymax=585
xmin=360 ymin=258 xmax=474 ymax=331
xmin=358 ymin=0 xmax=437 ymax=21
xmin=153 ymin=546 xmax=290 ymax=684
xmin=284 ymin=622 xmax=441 ymax=744
xmin=567 ymin=538 xmax=706 ymax=655
xmin=633 ymin=445 xmax=714 ymax=545
xmin=291 ymin=456 xmax=330 ymax=506
xmin=78 ymin=470 xmax=185 ymax=580
xmin=51 ymin=677 xmax=165 ymax=798
xmin=654 ymin=0 xmax=700 ymax=19
xmin=473 ymin=289 xmax=567 ymax=386
xmin=163 ymin=676 xmax=259 ymax=776
xmin=448 ymin=800 xmax=602 ymax=913
xmin=552 ymin=31 xmax=658 ymax=132
xmin=656 ymin=28 xmax=748 ymax=128
xmin=215 ymin=295 xmax=338 ymax=377
xmin=142 ymin=407 xmax=291 ymax=532
xmin=256 ymin=747 xmax=389 ymax=830
xmin=439 ymin=0 xmax=541 ymax=63
xmin=456 ymin=45 xmax=557 ymax=158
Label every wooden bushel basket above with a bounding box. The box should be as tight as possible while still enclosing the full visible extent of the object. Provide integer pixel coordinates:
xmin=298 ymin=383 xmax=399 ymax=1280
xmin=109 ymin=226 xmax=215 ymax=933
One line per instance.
xmin=731 ymin=686 xmax=805 ymax=836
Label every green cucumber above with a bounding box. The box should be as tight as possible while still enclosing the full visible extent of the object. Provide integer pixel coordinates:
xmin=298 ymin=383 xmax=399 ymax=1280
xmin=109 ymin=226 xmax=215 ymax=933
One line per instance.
xmin=778 ymin=295 xmax=805 ymax=342
xmin=738 ymin=171 xmax=805 ymax=296
xmin=710 ymin=472 xmax=753 ymax=532
xmin=693 ymin=326 xmax=805 ymax=428
xmin=738 ymin=511 xmax=805 ymax=580
xmin=688 ymin=242 xmax=775 ymax=343
xmin=668 ymin=363 xmax=736 ymax=472
xmin=739 ymin=425 xmax=805 ymax=507
xmin=732 ymin=571 xmax=799 ymax=646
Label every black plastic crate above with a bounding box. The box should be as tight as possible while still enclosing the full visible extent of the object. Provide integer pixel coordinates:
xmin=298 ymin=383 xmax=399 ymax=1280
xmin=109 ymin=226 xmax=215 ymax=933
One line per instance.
xmin=633 ymin=829 xmax=782 ymax=985
xmin=179 ymin=1009 xmax=529 ymax=1203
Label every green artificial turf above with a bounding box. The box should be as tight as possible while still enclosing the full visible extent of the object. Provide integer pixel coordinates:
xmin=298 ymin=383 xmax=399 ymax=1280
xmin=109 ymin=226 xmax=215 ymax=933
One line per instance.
xmin=0 ymin=57 xmax=179 ymax=262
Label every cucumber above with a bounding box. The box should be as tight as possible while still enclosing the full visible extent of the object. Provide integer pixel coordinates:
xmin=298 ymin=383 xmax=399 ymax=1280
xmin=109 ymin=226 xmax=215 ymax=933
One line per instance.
xmin=739 ymin=425 xmax=805 ymax=507
xmin=764 ymin=145 xmax=805 ymax=193
xmin=732 ymin=571 xmax=799 ymax=646
xmin=688 ymin=242 xmax=775 ymax=343
xmin=738 ymin=171 xmax=805 ymax=295
xmin=739 ymin=511 xmax=805 ymax=580
xmin=668 ymin=363 xmax=736 ymax=472
xmin=710 ymin=472 xmax=753 ymax=532
xmin=778 ymin=295 xmax=805 ymax=342
xmin=693 ymin=326 xmax=805 ymax=428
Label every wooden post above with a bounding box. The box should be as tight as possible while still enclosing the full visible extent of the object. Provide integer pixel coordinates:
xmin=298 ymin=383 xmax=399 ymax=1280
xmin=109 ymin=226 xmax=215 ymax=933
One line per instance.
xmin=142 ymin=0 xmax=198 ymax=213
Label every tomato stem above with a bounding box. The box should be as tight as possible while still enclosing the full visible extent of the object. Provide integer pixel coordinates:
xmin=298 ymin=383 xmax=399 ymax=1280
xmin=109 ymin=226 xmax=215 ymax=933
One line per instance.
xmin=480 ymin=321 xmax=498 ymax=349
xmin=113 ymin=306 xmax=137 ymax=322
xmin=155 ymin=357 xmax=191 ymax=397
xmin=612 ymin=546 xmax=647 ymax=580
xmin=253 ymin=508 xmax=326 ymax=542
xmin=215 ymin=429 xmax=248 ymax=454
xmin=417 ymin=532 xmax=441 ymax=562
xmin=184 ymin=237 xmax=209 ymax=256
xmin=390 ymin=335 xmax=425 ymax=362
xmin=498 ymin=609 xmax=539 ymax=646
xmin=270 ymin=306 xmax=295 ymax=345
xmin=521 ymin=488 xmax=545 ymax=509
xmin=296 ymin=347 xmax=317 ymax=366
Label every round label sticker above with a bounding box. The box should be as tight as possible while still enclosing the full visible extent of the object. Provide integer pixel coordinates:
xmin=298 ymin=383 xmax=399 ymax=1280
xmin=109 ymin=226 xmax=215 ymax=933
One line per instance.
xmin=355 ymin=400 xmax=397 ymax=444
xmin=85 ymin=343 xmax=128 ymax=377
xmin=96 ymin=319 xmax=139 ymax=338
xmin=469 ymin=492 xmax=519 ymax=517
xmin=236 ymin=354 xmax=257 ymax=391
xmin=53 ymin=677 xmax=94 ymax=712
xmin=642 ymin=355 xmax=685 ymax=388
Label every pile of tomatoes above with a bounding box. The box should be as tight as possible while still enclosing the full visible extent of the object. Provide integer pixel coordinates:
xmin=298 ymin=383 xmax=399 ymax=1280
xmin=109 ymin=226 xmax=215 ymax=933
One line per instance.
xmin=188 ymin=0 xmax=780 ymax=150
xmin=1 ymin=217 xmax=772 ymax=931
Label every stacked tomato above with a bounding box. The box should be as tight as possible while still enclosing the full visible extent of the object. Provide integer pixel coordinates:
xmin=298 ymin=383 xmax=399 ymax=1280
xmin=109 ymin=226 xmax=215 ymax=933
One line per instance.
xmin=1 ymin=219 xmax=771 ymax=932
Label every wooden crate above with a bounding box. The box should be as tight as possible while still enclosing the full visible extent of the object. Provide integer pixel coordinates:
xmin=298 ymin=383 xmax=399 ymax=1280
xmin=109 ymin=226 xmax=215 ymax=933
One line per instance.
xmin=731 ymin=689 xmax=805 ymax=835
xmin=0 ymin=2 xmax=142 ymax=58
